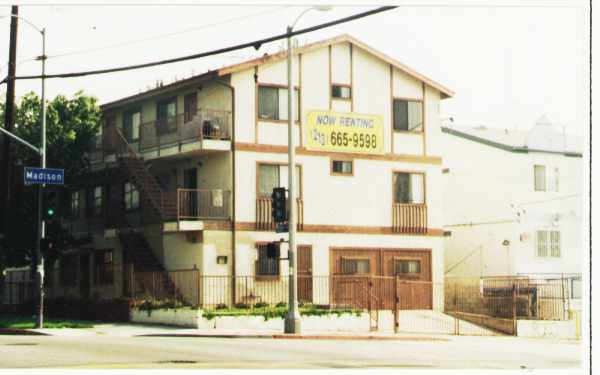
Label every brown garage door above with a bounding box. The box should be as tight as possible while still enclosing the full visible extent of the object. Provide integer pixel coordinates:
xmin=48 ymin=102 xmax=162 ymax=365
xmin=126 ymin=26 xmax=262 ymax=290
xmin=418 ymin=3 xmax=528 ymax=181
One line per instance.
xmin=330 ymin=248 xmax=432 ymax=310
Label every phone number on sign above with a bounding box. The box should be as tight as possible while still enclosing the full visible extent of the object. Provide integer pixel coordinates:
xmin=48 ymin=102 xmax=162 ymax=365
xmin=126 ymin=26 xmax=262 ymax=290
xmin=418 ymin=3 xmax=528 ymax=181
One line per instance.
xmin=329 ymin=131 xmax=377 ymax=149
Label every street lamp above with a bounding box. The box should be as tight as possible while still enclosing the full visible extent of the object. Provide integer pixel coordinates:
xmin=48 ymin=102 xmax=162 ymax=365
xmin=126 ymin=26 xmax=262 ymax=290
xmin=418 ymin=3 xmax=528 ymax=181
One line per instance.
xmin=1 ymin=13 xmax=47 ymax=329
xmin=284 ymin=5 xmax=331 ymax=335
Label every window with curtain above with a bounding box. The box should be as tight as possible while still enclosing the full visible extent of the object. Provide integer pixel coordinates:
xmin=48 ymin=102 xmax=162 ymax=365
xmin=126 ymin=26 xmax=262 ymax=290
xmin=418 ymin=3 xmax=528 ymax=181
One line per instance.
xmin=331 ymin=84 xmax=351 ymax=100
xmin=534 ymin=165 xmax=560 ymax=192
xmin=536 ymin=230 xmax=560 ymax=257
xmin=94 ymin=250 xmax=114 ymax=285
xmin=124 ymin=182 xmax=140 ymax=210
xmin=258 ymin=86 xmax=299 ymax=121
xmin=393 ymin=172 xmax=425 ymax=204
xmin=534 ymin=165 xmax=546 ymax=191
xmin=341 ymin=258 xmax=370 ymax=275
xmin=258 ymin=164 xmax=301 ymax=198
xmin=93 ymin=186 xmax=103 ymax=216
xmin=256 ymin=244 xmax=279 ymax=276
xmin=123 ymin=109 xmax=141 ymax=142
xmin=184 ymin=92 xmax=198 ymax=122
xmin=157 ymin=98 xmax=177 ymax=134
xmin=393 ymin=99 xmax=423 ymax=132
xmin=331 ymin=160 xmax=353 ymax=175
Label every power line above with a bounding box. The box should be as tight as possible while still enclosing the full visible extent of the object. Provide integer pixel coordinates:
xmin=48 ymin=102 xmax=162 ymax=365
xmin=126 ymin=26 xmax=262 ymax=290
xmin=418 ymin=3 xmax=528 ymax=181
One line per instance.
xmin=5 ymin=6 xmax=396 ymax=82
xmin=47 ymin=6 xmax=291 ymax=60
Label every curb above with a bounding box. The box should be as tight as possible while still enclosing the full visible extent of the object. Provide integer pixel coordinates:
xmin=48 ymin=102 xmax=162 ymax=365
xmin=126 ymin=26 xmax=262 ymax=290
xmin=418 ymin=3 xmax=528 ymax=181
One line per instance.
xmin=0 ymin=328 xmax=51 ymax=336
xmin=135 ymin=333 xmax=449 ymax=341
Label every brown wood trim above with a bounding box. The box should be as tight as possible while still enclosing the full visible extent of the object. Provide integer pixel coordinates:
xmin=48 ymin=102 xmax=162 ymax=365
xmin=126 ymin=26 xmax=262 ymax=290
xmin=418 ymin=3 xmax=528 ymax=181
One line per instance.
xmin=328 ymin=45 xmax=332 ymax=110
xmin=391 ymin=96 xmax=425 ymax=134
xmin=389 ymin=64 xmax=394 ymax=154
xmin=298 ymin=52 xmax=303 ymax=147
xmin=422 ymin=82 xmax=427 ymax=156
xmin=393 ymin=96 xmax=424 ymax=102
xmin=331 ymin=83 xmax=352 ymax=88
xmin=350 ymin=43 xmax=354 ymax=112
xmin=330 ymin=158 xmax=354 ymax=177
xmin=232 ymin=222 xmax=444 ymax=236
xmin=254 ymin=66 xmax=259 ymax=144
xmin=234 ymin=142 xmax=442 ymax=165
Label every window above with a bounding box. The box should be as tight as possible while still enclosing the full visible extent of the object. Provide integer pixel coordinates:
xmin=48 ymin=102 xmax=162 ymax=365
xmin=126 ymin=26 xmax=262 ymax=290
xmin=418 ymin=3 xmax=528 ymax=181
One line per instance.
xmin=123 ymin=109 xmax=141 ymax=142
xmin=537 ymin=230 xmax=560 ymax=257
xmin=341 ymin=258 xmax=370 ymax=275
xmin=534 ymin=165 xmax=559 ymax=192
xmin=393 ymin=172 xmax=425 ymax=204
xmin=394 ymin=259 xmax=421 ymax=275
xmin=124 ymin=182 xmax=140 ymax=210
xmin=331 ymin=160 xmax=353 ymax=176
xmin=256 ymin=244 xmax=279 ymax=276
xmin=571 ymin=277 xmax=582 ymax=299
xmin=184 ymin=92 xmax=198 ymax=123
xmin=70 ymin=191 xmax=80 ymax=217
xmin=331 ymin=84 xmax=351 ymax=100
xmin=393 ymin=99 xmax=423 ymax=132
xmin=59 ymin=255 xmax=78 ymax=287
xmin=157 ymin=97 xmax=177 ymax=134
xmin=258 ymin=85 xmax=299 ymax=121
xmin=257 ymin=164 xmax=301 ymax=198
xmin=94 ymin=250 xmax=114 ymax=285
xmin=93 ymin=186 xmax=103 ymax=216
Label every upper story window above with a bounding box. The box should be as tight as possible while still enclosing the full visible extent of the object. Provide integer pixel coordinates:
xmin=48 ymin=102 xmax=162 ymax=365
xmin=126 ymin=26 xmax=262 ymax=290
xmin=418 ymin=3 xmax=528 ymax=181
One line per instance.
xmin=258 ymin=163 xmax=301 ymax=198
xmin=70 ymin=191 xmax=80 ymax=217
xmin=536 ymin=230 xmax=560 ymax=257
xmin=393 ymin=99 xmax=423 ymax=132
xmin=331 ymin=159 xmax=353 ymax=176
xmin=258 ymin=85 xmax=299 ymax=122
xmin=534 ymin=165 xmax=559 ymax=192
xmin=123 ymin=109 xmax=141 ymax=142
xmin=341 ymin=257 xmax=370 ymax=275
xmin=93 ymin=186 xmax=103 ymax=216
xmin=157 ymin=97 xmax=177 ymax=134
xmin=393 ymin=172 xmax=425 ymax=204
xmin=124 ymin=182 xmax=140 ymax=211
xmin=256 ymin=243 xmax=279 ymax=277
xmin=184 ymin=92 xmax=198 ymax=123
xmin=94 ymin=250 xmax=114 ymax=285
xmin=331 ymin=84 xmax=351 ymax=100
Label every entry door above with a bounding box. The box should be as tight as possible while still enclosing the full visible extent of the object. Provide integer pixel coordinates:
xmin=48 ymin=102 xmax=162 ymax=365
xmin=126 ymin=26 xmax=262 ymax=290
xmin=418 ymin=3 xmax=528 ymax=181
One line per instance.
xmin=79 ymin=253 xmax=90 ymax=300
xmin=183 ymin=168 xmax=198 ymax=217
xmin=297 ymin=246 xmax=312 ymax=303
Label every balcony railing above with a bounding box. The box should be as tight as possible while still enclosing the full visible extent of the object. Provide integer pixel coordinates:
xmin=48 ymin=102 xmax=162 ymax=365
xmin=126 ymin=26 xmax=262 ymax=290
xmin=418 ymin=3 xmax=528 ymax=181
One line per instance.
xmin=256 ymin=197 xmax=304 ymax=231
xmin=177 ymin=189 xmax=231 ymax=220
xmin=140 ymin=109 xmax=231 ymax=151
xmin=392 ymin=203 xmax=428 ymax=234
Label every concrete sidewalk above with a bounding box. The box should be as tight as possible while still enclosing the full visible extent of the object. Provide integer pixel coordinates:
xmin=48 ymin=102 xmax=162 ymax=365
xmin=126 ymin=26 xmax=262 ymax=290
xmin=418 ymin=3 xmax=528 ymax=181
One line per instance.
xmin=27 ymin=322 xmax=451 ymax=341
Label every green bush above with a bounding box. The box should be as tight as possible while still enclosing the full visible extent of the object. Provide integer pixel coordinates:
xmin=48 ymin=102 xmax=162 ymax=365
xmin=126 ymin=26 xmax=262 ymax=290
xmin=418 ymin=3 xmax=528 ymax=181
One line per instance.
xmin=275 ymin=301 xmax=287 ymax=308
xmin=254 ymin=302 xmax=268 ymax=308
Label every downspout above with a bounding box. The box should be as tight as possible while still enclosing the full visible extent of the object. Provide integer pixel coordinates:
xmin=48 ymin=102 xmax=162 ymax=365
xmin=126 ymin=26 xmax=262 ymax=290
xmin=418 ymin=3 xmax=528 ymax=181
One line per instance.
xmin=215 ymin=79 xmax=236 ymax=306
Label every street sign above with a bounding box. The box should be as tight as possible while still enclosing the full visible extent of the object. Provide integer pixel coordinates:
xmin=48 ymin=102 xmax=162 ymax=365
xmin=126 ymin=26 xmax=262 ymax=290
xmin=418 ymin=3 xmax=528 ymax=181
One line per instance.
xmin=24 ymin=167 xmax=64 ymax=185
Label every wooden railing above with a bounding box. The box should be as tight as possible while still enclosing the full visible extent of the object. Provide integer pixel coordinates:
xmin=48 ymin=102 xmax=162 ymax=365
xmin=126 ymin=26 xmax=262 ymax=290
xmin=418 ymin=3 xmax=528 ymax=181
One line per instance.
xmin=178 ymin=189 xmax=231 ymax=220
xmin=392 ymin=203 xmax=428 ymax=234
xmin=255 ymin=197 xmax=304 ymax=230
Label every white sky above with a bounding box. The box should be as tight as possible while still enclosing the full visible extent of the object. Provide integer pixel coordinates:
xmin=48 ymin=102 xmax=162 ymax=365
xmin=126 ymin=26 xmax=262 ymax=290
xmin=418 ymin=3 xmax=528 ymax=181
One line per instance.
xmin=0 ymin=0 xmax=590 ymax=135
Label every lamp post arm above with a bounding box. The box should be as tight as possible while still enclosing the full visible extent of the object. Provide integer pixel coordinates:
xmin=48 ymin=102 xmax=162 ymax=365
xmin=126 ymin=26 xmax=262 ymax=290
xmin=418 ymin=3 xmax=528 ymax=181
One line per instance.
xmin=0 ymin=126 xmax=41 ymax=155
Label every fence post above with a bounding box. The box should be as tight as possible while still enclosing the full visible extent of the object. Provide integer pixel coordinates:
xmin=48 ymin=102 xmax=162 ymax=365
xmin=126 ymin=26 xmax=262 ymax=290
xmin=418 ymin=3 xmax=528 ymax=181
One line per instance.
xmin=512 ymin=284 xmax=517 ymax=335
xmin=394 ymin=276 xmax=399 ymax=334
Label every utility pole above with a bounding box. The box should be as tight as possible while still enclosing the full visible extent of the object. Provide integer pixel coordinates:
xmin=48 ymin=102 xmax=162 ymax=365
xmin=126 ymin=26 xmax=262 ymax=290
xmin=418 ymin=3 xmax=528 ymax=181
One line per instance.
xmin=1 ymin=5 xmax=19 ymax=241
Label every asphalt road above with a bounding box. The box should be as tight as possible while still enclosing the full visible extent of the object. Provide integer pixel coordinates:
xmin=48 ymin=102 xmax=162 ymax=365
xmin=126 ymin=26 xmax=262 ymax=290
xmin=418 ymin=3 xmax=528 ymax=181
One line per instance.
xmin=0 ymin=334 xmax=582 ymax=369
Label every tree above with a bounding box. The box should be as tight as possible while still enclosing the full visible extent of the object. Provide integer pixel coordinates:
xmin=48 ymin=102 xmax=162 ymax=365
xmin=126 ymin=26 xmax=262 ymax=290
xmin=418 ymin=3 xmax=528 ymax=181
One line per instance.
xmin=0 ymin=91 xmax=101 ymax=274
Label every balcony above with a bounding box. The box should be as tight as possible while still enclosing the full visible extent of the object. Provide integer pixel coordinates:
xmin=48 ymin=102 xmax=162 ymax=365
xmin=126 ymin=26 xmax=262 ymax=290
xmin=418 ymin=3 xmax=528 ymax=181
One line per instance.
xmin=140 ymin=109 xmax=231 ymax=158
xmin=90 ymin=109 xmax=231 ymax=165
xmin=392 ymin=203 xmax=428 ymax=234
xmin=255 ymin=197 xmax=304 ymax=231
xmin=163 ymin=189 xmax=231 ymax=232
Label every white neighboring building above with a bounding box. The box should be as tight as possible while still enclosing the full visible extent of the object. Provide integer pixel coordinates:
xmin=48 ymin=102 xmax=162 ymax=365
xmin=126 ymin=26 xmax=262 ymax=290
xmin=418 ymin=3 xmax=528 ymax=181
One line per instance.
xmin=441 ymin=117 xmax=582 ymax=302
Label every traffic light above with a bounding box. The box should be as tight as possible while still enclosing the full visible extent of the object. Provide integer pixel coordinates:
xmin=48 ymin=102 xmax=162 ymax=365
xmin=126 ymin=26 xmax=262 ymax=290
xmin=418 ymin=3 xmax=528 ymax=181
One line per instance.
xmin=266 ymin=242 xmax=279 ymax=259
xmin=271 ymin=187 xmax=287 ymax=223
xmin=43 ymin=191 xmax=58 ymax=222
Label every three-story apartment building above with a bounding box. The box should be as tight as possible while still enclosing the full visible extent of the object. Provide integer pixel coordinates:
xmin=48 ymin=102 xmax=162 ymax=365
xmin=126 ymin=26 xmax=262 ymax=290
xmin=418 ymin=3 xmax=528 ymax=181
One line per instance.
xmin=47 ymin=34 xmax=454 ymax=311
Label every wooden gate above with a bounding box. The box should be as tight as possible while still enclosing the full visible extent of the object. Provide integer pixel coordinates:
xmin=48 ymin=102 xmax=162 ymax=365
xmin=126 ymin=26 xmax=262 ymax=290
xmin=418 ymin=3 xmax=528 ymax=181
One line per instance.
xmin=298 ymin=246 xmax=313 ymax=303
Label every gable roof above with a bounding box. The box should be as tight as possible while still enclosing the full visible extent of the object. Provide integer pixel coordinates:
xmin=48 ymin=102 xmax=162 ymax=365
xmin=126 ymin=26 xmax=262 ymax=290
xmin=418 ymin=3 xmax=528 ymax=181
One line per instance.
xmin=217 ymin=34 xmax=454 ymax=98
xmin=101 ymin=34 xmax=454 ymax=110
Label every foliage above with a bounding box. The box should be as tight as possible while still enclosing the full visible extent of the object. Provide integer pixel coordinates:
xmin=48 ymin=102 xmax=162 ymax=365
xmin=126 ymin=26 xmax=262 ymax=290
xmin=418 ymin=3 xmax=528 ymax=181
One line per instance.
xmin=0 ymin=313 xmax=93 ymax=329
xmin=132 ymin=299 xmax=194 ymax=316
xmin=0 ymin=91 xmax=101 ymax=272
xmin=201 ymin=304 xmax=362 ymax=321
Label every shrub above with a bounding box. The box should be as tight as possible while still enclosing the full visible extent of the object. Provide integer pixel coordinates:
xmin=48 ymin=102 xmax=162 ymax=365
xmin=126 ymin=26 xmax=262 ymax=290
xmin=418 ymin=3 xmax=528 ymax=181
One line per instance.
xmin=254 ymin=302 xmax=268 ymax=308
xmin=275 ymin=301 xmax=287 ymax=308
xmin=234 ymin=303 xmax=249 ymax=309
xmin=215 ymin=304 xmax=228 ymax=310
